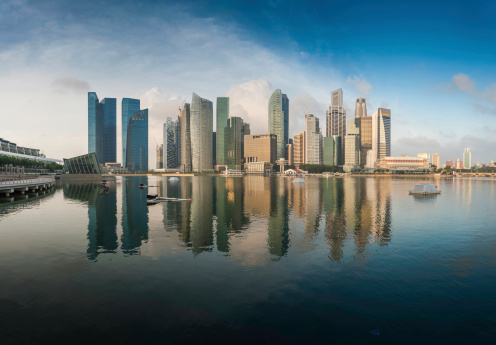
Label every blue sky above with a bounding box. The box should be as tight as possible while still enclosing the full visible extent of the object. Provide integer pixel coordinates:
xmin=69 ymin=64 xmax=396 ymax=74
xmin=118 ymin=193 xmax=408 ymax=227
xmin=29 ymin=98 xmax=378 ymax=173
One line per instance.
xmin=1 ymin=0 xmax=495 ymax=165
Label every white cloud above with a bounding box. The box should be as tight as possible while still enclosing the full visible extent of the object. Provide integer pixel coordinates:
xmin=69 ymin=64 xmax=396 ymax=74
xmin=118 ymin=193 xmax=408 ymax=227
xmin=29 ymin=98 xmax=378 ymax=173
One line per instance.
xmin=451 ymin=73 xmax=476 ymax=93
xmin=346 ymin=76 xmax=373 ymax=96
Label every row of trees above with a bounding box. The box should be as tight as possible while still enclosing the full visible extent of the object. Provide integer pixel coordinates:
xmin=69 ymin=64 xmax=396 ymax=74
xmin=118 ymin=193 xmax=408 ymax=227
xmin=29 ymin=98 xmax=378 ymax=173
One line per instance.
xmin=0 ymin=154 xmax=63 ymax=172
xmin=298 ymin=164 xmax=342 ymax=174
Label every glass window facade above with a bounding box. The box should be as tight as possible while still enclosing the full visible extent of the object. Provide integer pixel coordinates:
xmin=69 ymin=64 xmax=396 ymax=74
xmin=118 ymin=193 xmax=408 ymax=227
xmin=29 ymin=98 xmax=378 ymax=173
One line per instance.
xmin=224 ymin=117 xmax=250 ymax=170
xmin=102 ymin=98 xmax=116 ymax=164
xmin=63 ymin=153 xmax=102 ymax=174
xmin=216 ymin=97 xmax=229 ymax=166
xmin=122 ymin=98 xmax=141 ymax=168
xmin=269 ymin=89 xmax=289 ymax=160
xmin=88 ymin=93 xmax=116 ymax=164
xmin=163 ymin=117 xmax=180 ymax=169
xmin=180 ymin=104 xmax=192 ymax=172
xmin=126 ymin=109 xmax=148 ymax=172
xmin=190 ymin=93 xmax=213 ymax=172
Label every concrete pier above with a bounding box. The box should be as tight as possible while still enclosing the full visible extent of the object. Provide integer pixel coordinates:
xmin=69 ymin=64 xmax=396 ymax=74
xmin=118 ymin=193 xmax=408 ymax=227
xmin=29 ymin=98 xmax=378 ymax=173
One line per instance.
xmin=0 ymin=176 xmax=55 ymax=197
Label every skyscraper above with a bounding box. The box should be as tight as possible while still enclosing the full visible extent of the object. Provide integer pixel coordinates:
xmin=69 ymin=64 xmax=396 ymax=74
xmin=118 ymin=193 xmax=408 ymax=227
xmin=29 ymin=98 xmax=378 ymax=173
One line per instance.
xmin=326 ymin=88 xmax=346 ymax=164
xmin=355 ymin=98 xmax=367 ymax=118
xmin=372 ymin=108 xmax=391 ymax=161
xmin=216 ymin=97 xmax=229 ymax=166
xmin=225 ymin=116 xmax=250 ymax=170
xmin=305 ymin=114 xmax=322 ymax=165
xmin=156 ymin=144 xmax=163 ymax=169
xmin=244 ymin=134 xmax=277 ymax=164
xmin=268 ymin=89 xmax=289 ymax=160
xmin=432 ymin=153 xmax=441 ymax=169
xmin=293 ymin=131 xmax=306 ymax=166
xmin=163 ymin=117 xmax=180 ymax=169
xmin=126 ymin=109 xmax=148 ymax=172
xmin=179 ymin=104 xmax=192 ymax=172
xmin=344 ymin=119 xmax=360 ymax=169
xmin=463 ymin=148 xmax=471 ymax=169
xmin=355 ymin=116 xmax=372 ymax=168
xmin=88 ymin=92 xmax=116 ymax=164
xmin=190 ymin=93 xmax=213 ymax=172
xmin=122 ymin=98 xmax=140 ymax=168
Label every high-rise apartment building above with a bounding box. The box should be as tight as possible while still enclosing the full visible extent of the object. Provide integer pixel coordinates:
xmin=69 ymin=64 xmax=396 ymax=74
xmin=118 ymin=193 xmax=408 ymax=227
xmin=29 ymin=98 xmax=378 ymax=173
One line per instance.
xmin=355 ymin=116 xmax=372 ymax=168
xmin=268 ymin=89 xmax=289 ymax=160
xmin=126 ymin=109 xmax=148 ymax=172
xmin=122 ymin=98 xmax=140 ymax=168
xmin=432 ymin=153 xmax=440 ymax=169
xmin=179 ymin=104 xmax=192 ymax=172
xmin=293 ymin=131 xmax=306 ymax=166
xmin=163 ymin=117 xmax=180 ymax=169
xmin=344 ymin=119 xmax=360 ymax=169
xmin=463 ymin=148 xmax=471 ymax=169
xmin=216 ymin=97 xmax=229 ymax=166
xmin=355 ymin=98 xmax=367 ymax=118
xmin=156 ymin=144 xmax=163 ymax=169
xmin=305 ymin=114 xmax=322 ymax=165
xmin=225 ymin=117 xmax=250 ymax=170
xmin=190 ymin=93 xmax=213 ymax=172
xmin=244 ymin=134 xmax=277 ymax=164
xmin=372 ymin=108 xmax=391 ymax=161
xmin=88 ymin=92 xmax=116 ymax=164
xmin=326 ymin=88 xmax=346 ymax=164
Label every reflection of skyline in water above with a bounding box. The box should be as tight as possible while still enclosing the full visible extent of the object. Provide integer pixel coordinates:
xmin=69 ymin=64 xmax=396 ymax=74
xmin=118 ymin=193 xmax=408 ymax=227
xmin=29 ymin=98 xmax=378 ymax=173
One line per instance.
xmin=62 ymin=176 xmax=395 ymax=263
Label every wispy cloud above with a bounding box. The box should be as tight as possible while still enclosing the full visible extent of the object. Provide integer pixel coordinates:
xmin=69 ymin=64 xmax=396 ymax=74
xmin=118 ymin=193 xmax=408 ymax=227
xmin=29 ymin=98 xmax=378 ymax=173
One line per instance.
xmin=51 ymin=77 xmax=90 ymax=93
xmin=346 ymin=76 xmax=373 ymax=96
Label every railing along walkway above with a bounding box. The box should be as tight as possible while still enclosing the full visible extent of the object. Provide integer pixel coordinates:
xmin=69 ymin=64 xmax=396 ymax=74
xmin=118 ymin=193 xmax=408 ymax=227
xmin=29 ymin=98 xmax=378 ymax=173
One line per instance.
xmin=0 ymin=176 xmax=55 ymax=187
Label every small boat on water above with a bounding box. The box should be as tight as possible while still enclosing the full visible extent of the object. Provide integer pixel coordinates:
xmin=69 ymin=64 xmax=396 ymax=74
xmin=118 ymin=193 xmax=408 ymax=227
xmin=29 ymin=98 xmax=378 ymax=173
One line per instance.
xmin=292 ymin=178 xmax=305 ymax=183
xmin=139 ymin=184 xmax=158 ymax=189
xmin=146 ymin=194 xmax=191 ymax=205
xmin=409 ymin=184 xmax=441 ymax=195
xmin=169 ymin=177 xmax=179 ymax=181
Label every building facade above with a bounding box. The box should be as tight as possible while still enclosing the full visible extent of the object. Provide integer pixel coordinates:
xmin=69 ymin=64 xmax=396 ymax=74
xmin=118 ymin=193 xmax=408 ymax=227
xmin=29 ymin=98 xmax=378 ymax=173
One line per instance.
xmin=446 ymin=160 xmax=453 ymax=168
xmin=305 ymin=114 xmax=322 ymax=165
xmin=376 ymin=156 xmax=429 ymax=170
xmin=268 ymin=89 xmax=289 ymax=160
xmin=326 ymin=88 xmax=346 ymax=164
xmin=344 ymin=119 xmax=360 ymax=169
xmin=179 ymin=104 xmax=192 ymax=172
xmin=372 ymin=108 xmax=391 ymax=161
xmin=126 ymin=109 xmax=148 ymax=172
xmin=156 ymin=144 xmax=163 ymax=169
xmin=216 ymin=97 xmax=229 ymax=166
xmin=88 ymin=92 xmax=116 ymax=164
xmin=225 ymin=117 xmax=250 ymax=170
xmin=355 ymin=116 xmax=372 ymax=168
xmin=355 ymin=98 xmax=367 ymax=118
xmin=463 ymin=148 xmax=471 ymax=169
xmin=163 ymin=117 xmax=180 ymax=169
xmin=293 ymin=131 xmax=306 ymax=166
xmin=432 ymin=153 xmax=440 ymax=169
xmin=190 ymin=93 xmax=213 ymax=172
xmin=418 ymin=153 xmax=431 ymax=165
xmin=244 ymin=134 xmax=277 ymax=164
xmin=122 ymin=98 xmax=140 ymax=168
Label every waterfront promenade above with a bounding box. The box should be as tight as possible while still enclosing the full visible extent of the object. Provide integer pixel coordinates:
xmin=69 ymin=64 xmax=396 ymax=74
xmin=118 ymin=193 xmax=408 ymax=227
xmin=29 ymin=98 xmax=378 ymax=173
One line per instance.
xmin=0 ymin=176 xmax=55 ymax=197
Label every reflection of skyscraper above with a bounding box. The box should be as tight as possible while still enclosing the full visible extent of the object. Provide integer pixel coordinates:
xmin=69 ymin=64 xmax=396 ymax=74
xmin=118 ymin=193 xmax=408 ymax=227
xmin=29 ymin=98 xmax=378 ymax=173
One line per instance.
xmin=269 ymin=89 xmax=289 ymax=160
xmin=122 ymin=98 xmax=141 ymax=168
xmin=121 ymin=177 xmax=149 ymax=254
xmin=268 ymin=178 xmax=290 ymax=257
xmin=88 ymin=92 xmax=116 ymax=164
xmin=189 ymin=176 xmax=214 ymax=254
xmin=191 ymin=93 xmax=213 ymax=172
xmin=322 ymin=178 xmax=347 ymax=262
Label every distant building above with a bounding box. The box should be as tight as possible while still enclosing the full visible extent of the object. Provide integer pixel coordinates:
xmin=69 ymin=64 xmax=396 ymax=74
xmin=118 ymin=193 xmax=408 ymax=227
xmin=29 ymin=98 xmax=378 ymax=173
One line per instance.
xmin=122 ymin=98 xmax=141 ymax=168
xmin=216 ymin=97 xmax=229 ymax=166
xmin=225 ymin=117 xmax=250 ymax=170
xmin=432 ymin=153 xmax=441 ymax=169
xmin=293 ymin=131 xmax=306 ymax=166
xmin=244 ymin=134 xmax=277 ymax=164
xmin=305 ymin=114 xmax=322 ymax=165
xmin=268 ymin=89 xmax=289 ymax=160
xmin=191 ymin=93 xmax=213 ymax=172
xmin=326 ymin=88 xmax=346 ymax=164
xmin=156 ymin=144 xmax=163 ymax=169
xmin=179 ymin=104 xmax=192 ymax=172
xmin=286 ymin=143 xmax=294 ymax=166
xmin=163 ymin=117 xmax=180 ymax=169
xmin=463 ymin=148 xmax=471 ymax=169
xmin=418 ymin=153 xmax=431 ymax=165
xmin=355 ymin=98 xmax=367 ymax=118
xmin=455 ymin=158 xmax=464 ymax=170
xmin=377 ymin=156 xmax=429 ymax=170
xmin=126 ymin=109 xmax=148 ymax=172
xmin=344 ymin=119 xmax=360 ymax=171
xmin=446 ymin=160 xmax=453 ymax=168
xmin=355 ymin=116 xmax=372 ymax=168
xmin=88 ymin=92 xmax=116 ymax=164
xmin=372 ymin=108 xmax=391 ymax=161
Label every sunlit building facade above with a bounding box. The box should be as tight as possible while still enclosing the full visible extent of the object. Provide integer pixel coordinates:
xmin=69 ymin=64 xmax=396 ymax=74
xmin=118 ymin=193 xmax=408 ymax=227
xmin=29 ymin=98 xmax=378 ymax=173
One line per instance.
xmin=244 ymin=134 xmax=277 ymax=164
xmin=163 ymin=117 xmax=180 ymax=169
xmin=355 ymin=98 xmax=367 ymax=118
xmin=305 ymin=114 xmax=322 ymax=165
xmin=372 ymin=108 xmax=391 ymax=161
xmin=293 ymin=131 xmax=306 ymax=166
xmin=355 ymin=116 xmax=372 ymax=168
xmin=269 ymin=89 xmax=289 ymax=160
xmin=344 ymin=119 xmax=360 ymax=170
xmin=190 ymin=93 xmax=213 ymax=171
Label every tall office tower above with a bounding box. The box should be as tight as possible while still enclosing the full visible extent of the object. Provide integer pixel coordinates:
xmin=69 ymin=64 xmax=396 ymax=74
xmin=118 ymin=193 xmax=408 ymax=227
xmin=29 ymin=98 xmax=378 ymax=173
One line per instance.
xmin=268 ymin=89 xmax=289 ymax=160
xmin=323 ymin=137 xmax=334 ymax=166
xmin=418 ymin=153 xmax=431 ymax=165
xmin=179 ymin=104 xmax=192 ymax=172
xmin=372 ymin=108 xmax=391 ymax=161
xmin=293 ymin=131 xmax=306 ymax=166
xmin=355 ymin=116 xmax=372 ymax=168
xmin=463 ymin=148 xmax=471 ymax=169
xmin=326 ymin=88 xmax=346 ymax=164
xmin=212 ymin=132 xmax=216 ymax=166
xmin=305 ymin=114 xmax=322 ymax=165
xmin=244 ymin=134 xmax=277 ymax=164
xmin=122 ymin=98 xmax=140 ymax=168
xmin=88 ymin=93 xmax=116 ymax=164
xmin=190 ymin=93 xmax=213 ymax=172
xmin=216 ymin=97 xmax=229 ymax=166
xmin=432 ymin=153 xmax=441 ymax=169
xmin=156 ymin=144 xmax=163 ymax=169
xmin=344 ymin=119 xmax=360 ymax=169
xmin=355 ymin=98 xmax=367 ymax=118
xmin=126 ymin=109 xmax=148 ymax=172
xmin=225 ymin=116 xmax=249 ymax=170
xmin=163 ymin=117 xmax=180 ymax=169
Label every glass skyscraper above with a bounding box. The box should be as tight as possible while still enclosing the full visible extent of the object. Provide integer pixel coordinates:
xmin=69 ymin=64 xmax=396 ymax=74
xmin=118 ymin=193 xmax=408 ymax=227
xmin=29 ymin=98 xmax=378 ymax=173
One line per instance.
xmin=163 ymin=117 xmax=180 ymax=169
xmin=190 ymin=93 xmax=213 ymax=172
xmin=179 ymin=103 xmax=192 ymax=172
xmin=126 ymin=109 xmax=148 ymax=172
xmin=372 ymin=108 xmax=391 ymax=161
xmin=216 ymin=97 xmax=229 ymax=166
xmin=268 ymin=89 xmax=289 ymax=160
xmin=122 ymin=98 xmax=141 ymax=168
xmin=326 ymin=88 xmax=346 ymax=165
xmin=225 ymin=116 xmax=250 ymax=170
xmin=88 ymin=92 xmax=116 ymax=164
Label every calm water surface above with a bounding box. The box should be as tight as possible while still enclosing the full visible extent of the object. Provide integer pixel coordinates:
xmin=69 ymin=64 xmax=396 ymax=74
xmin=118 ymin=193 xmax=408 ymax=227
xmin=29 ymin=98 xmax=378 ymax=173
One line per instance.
xmin=0 ymin=176 xmax=495 ymax=344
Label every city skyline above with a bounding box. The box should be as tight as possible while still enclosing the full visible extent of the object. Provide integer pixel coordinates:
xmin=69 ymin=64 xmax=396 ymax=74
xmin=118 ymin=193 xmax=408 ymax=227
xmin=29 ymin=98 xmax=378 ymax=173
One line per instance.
xmin=1 ymin=0 xmax=495 ymax=166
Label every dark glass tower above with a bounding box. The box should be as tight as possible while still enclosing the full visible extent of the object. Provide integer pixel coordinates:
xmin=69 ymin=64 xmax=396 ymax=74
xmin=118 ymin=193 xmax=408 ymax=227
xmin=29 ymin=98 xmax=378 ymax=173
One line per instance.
xmin=88 ymin=92 xmax=116 ymax=164
xmin=216 ymin=97 xmax=229 ymax=166
xmin=268 ymin=89 xmax=289 ymax=160
xmin=126 ymin=109 xmax=148 ymax=172
xmin=122 ymin=98 xmax=141 ymax=168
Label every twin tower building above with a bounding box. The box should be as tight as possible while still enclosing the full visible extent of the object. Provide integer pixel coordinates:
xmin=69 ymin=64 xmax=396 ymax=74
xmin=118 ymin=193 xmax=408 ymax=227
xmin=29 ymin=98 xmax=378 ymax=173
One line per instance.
xmin=88 ymin=88 xmax=391 ymax=172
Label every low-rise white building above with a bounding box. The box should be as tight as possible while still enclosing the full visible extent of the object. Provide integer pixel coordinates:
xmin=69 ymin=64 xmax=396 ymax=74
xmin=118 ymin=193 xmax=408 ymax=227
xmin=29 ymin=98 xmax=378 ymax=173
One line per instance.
xmin=377 ymin=156 xmax=429 ymax=170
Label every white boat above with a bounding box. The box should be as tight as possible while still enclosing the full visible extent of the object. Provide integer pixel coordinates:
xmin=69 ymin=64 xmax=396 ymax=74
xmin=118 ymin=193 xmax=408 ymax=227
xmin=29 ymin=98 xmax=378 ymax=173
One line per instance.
xmin=409 ymin=184 xmax=441 ymax=195
xmin=169 ymin=177 xmax=179 ymax=181
xmin=146 ymin=194 xmax=191 ymax=205
xmin=292 ymin=178 xmax=305 ymax=183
